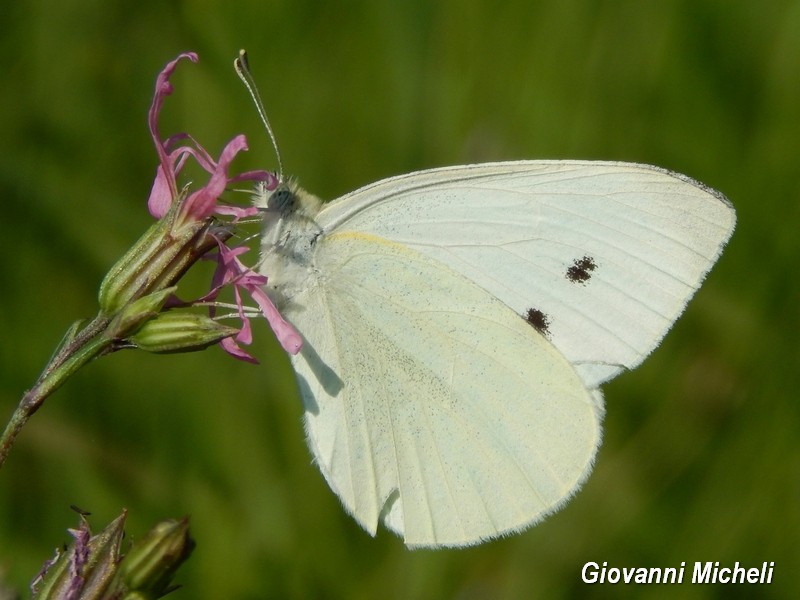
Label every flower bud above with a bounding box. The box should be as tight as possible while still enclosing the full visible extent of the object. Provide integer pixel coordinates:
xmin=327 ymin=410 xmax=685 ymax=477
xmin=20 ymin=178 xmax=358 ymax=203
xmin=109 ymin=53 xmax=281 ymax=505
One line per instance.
xmin=114 ymin=518 xmax=194 ymax=596
xmin=32 ymin=512 xmax=126 ymax=600
xmin=32 ymin=513 xmax=193 ymax=600
xmin=128 ymin=311 xmax=239 ymax=353
xmin=78 ymin=512 xmax=127 ymax=597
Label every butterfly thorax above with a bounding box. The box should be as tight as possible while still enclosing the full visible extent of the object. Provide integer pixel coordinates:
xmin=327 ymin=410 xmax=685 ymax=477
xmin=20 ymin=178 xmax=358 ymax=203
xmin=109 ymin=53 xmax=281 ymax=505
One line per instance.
xmin=257 ymin=180 xmax=324 ymax=309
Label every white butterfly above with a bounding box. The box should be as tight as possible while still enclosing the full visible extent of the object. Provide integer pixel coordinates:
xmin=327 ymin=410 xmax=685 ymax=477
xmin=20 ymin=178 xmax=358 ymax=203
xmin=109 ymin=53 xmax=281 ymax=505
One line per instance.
xmin=256 ymin=160 xmax=735 ymax=548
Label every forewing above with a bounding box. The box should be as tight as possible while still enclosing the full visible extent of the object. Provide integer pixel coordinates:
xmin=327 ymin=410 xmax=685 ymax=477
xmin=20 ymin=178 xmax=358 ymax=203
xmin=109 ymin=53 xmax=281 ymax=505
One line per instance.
xmin=286 ymin=232 xmax=601 ymax=547
xmin=317 ymin=161 xmax=736 ymax=388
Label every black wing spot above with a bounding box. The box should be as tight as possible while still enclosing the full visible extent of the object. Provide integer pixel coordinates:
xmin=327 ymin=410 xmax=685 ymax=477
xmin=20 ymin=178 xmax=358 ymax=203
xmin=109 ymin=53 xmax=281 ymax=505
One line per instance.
xmin=525 ymin=307 xmax=551 ymax=338
xmin=566 ymin=255 xmax=597 ymax=285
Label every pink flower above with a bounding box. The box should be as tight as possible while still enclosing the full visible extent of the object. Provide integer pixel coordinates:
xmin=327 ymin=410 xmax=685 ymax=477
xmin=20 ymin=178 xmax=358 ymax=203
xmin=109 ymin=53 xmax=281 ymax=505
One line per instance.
xmin=146 ymin=53 xmax=273 ymax=222
xmin=143 ymin=52 xmax=301 ymax=359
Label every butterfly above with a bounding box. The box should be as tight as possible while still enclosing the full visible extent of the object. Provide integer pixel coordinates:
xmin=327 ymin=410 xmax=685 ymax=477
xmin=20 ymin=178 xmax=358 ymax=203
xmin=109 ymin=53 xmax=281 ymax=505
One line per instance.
xmin=256 ymin=160 xmax=735 ymax=548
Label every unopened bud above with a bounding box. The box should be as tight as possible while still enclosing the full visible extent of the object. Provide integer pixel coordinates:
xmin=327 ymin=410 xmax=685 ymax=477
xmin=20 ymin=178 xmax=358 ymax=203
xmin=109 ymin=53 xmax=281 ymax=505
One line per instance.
xmin=32 ymin=512 xmax=126 ymax=600
xmin=128 ymin=311 xmax=239 ymax=353
xmin=114 ymin=518 xmax=194 ymax=596
xmin=32 ymin=513 xmax=193 ymax=600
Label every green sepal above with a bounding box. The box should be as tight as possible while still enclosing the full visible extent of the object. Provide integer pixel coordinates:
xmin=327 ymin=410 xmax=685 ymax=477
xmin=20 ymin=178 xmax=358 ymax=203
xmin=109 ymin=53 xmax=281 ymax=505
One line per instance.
xmin=98 ymin=198 xmax=224 ymax=315
xmin=109 ymin=287 xmax=177 ymax=339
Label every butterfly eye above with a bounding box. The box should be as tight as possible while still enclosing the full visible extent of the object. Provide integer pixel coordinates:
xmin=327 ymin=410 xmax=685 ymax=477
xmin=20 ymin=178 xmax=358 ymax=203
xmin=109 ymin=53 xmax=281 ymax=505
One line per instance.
xmin=267 ymin=188 xmax=297 ymax=213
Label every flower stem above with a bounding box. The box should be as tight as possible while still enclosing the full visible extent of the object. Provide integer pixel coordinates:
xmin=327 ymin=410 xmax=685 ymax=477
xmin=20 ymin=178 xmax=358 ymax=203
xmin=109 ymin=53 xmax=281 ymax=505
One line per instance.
xmin=0 ymin=315 xmax=112 ymax=468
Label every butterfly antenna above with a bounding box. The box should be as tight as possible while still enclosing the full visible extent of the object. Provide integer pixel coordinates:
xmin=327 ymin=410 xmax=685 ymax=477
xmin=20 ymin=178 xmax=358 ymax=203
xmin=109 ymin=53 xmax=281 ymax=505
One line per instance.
xmin=234 ymin=49 xmax=284 ymax=182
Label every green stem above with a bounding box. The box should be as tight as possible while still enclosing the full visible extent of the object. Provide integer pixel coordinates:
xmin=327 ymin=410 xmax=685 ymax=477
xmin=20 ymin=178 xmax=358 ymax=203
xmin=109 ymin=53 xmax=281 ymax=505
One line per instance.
xmin=0 ymin=211 xmax=235 ymax=469
xmin=0 ymin=315 xmax=112 ymax=468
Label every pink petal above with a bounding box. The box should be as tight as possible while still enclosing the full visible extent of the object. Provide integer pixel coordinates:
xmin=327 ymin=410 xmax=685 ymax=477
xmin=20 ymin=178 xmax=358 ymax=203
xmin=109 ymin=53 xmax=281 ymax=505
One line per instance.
xmin=147 ymin=53 xmax=198 ymax=211
xmin=235 ymin=311 xmax=254 ymax=345
xmin=182 ymin=135 xmax=250 ymax=221
xmin=220 ymin=337 xmax=259 ymax=363
xmin=229 ymin=169 xmax=276 ymax=186
xmin=248 ymin=285 xmax=303 ymax=354
xmin=147 ymin=164 xmax=174 ymax=218
xmin=214 ymin=205 xmax=261 ymax=219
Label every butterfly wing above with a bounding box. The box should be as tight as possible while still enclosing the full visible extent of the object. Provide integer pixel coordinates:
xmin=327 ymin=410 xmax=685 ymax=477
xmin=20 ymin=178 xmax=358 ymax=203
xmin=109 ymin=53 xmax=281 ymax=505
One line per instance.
xmin=268 ymin=159 xmax=734 ymax=547
xmin=315 ymin=161 xmax=736 ymax=388
xmin=285 ymin=231 xmax=601 ymax=547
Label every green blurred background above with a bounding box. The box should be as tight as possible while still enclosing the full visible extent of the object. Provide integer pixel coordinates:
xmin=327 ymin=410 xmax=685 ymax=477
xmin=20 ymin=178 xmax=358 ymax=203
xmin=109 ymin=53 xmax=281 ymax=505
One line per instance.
xmin=1 ymin=1 xmax=798 ymax=598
